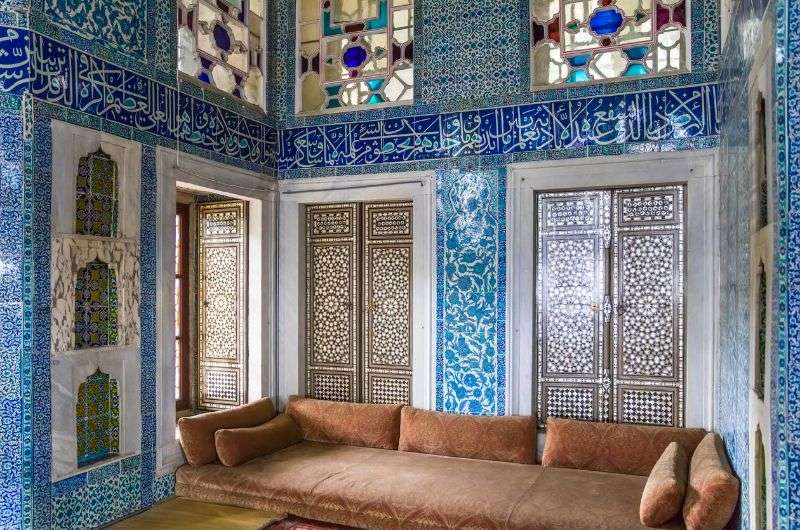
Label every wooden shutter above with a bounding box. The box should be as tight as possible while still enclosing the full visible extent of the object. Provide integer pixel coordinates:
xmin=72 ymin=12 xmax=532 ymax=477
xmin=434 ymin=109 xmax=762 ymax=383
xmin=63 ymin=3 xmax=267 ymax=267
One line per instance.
xmin=536 ymin=191 xmax=612 ymax=426
xmin=611 ymin=186 xmax=685 ymax=426
xmin=362 ymin=201 xmax=413 ymax=404
xmin=197 ymin=201 xmax=248 ymax=410
xmin=305 ymin=203 xmax=361 ymax=402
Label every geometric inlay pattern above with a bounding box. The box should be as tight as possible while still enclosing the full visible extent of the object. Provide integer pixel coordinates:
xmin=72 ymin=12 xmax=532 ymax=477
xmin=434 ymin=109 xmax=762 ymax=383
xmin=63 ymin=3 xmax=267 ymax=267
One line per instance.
xmin=543 ymin=237 xmax=598 ymax=375
xmin=545 ymin=385 xmax=596 ymax=420
xmin=198 ymin=201 xmax=248 ymax=410
xmin=306 ymin=203 xmax=360 ymax=402
xmin=202 ymin=245 xmax=239 ymax=360
xmin=369 ymin=375 xmax=411 ymax=405
xmin=619 ymin=386 xmax=675 ymax=425
xmin=612 ymin=185 xmax=685 ymax=426
xmin=618 ymin=233 xmax=677 ymax=377
xmin=620 ymin=192 xmax=676 ymax=224
xmin=311 ymin=244 xmax=354 ymax=364
xmin=203 ymin=369 xmax=239 ymax=403
xmin=537 ymin=186 xmax=685 ymax=427
xmin=363 ymin=201 xmax=413 ymax=404
xmin=367 ymin=246 xmax=410 ymax=367
xmin=537 ymin=190 xmax=609 ymax=426
xmin=311 ymin=372 xmax=353 ymax=402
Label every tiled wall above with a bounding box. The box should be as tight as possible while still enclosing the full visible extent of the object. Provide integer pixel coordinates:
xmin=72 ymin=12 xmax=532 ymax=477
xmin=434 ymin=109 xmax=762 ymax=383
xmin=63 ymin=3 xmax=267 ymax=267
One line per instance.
xmin=771 ymin=0 xmax=800 ymax=525
xmin=719 ymin=0 xmax=800 ymax=524
xmin=0 ymin=0 xmax=768 ymax=528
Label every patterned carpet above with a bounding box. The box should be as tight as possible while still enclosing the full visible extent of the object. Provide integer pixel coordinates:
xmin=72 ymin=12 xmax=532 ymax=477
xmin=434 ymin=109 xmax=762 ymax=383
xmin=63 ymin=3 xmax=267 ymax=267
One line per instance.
xmin=266 ymin=516 xmax=359 ymax=529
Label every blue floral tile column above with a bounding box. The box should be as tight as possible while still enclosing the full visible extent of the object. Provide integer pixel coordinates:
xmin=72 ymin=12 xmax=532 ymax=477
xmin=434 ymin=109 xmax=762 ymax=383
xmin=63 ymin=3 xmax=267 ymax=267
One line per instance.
xmin=0 ymin=98 xmax=25 ymax=530
xmin=772 ymin=0 xmax=800 ymax=523
xmin=436 ymin=168 xmax=506 ymax=415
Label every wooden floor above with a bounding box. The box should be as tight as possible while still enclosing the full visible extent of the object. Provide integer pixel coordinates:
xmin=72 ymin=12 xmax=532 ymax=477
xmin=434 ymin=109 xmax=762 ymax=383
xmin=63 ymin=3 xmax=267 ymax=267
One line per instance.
xmin=108 ymin=498 xmax=284 ymax=529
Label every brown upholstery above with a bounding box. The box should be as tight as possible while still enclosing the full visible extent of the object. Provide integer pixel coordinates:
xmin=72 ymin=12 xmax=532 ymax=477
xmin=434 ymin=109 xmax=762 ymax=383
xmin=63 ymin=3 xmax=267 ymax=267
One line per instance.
xmin=508 ymin=467 xmax=682 ymax=530
xmin=177 ymin=440 xmax=677 ymax=530
xmin=683 ymin=433 xmax=739 ymax=530
xmin=286 ymin=396 xmax=402 ymax=450
xmin=640 ymin=442 xmax=689 ymax=526
xmin=215 ymin=414 xmax=303 ymax=467
xmin=177 ymin=398 xmax=277 ymax=466
xmin=398 ymin=406 xmax=536 ymax=464
xmin=542 ymin=417 xmax=707 ymax=476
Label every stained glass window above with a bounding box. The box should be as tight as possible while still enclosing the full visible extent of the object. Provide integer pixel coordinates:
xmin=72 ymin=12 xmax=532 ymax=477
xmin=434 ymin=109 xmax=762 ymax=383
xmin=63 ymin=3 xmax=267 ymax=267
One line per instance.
xmin=297 ymin=0 xmax=414 ymax=113
xmin=76 ymin=369 xmax=120 ymax=467
xmin=178 ymin=0 xmax=265 ymax=108
xmin=75 ymin=259 xmax=119 ymax=349
xmin=530 ymin=0 xmax=689 ymax=87
xmin=75 ymin=148 xmax=119 ymax=238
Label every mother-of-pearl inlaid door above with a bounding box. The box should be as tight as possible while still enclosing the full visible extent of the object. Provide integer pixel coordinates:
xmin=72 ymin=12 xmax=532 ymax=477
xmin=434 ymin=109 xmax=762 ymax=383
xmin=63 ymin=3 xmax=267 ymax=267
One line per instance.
xmin=197 ymin=201 xmax=249 ymax=410
xmin=305 ymin=201 xmax=413 ymax=404
xmin=536 ymin=186 xmax=685 ymax=427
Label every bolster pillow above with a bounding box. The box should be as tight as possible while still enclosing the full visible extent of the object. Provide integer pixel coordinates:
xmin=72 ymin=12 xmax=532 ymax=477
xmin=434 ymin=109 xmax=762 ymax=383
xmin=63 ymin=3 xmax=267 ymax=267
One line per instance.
xmin=682 ymin=433 xmax=739 ymax=530
xmin=177 ymin=397 xmax=277 ymax=466
xmin=639 ymin=441 xmax=689 ymax=526
xmin=398 ymin=406 xmax=537 ymax=464
xmin=286 ymin=396 xmax=403 ymax=450
xmin=542 ymin=417 xmax=707 ymax=476
xmin=215 ymin=414 xmax=303 ymax=467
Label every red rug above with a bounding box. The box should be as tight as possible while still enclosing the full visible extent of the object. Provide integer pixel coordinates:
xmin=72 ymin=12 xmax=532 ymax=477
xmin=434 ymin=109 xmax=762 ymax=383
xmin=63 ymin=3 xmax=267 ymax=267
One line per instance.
xmin=265 ymin=516 xmax=358 ymax=530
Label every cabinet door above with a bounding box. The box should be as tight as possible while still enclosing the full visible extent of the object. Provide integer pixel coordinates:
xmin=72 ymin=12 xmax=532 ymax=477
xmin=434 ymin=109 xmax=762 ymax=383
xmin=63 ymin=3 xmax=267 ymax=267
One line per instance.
xmin=536 ymin=191 xmax=611 ymax=426
xmin=362 ymin=201 xmax=413 ymax=404
xmin=611 ymin=186 xmax=685 ymax=426
xmin=305 ymin=203 xmax=361 ymax=402
xmin=197 ymin=201 xmax=248 ymax=410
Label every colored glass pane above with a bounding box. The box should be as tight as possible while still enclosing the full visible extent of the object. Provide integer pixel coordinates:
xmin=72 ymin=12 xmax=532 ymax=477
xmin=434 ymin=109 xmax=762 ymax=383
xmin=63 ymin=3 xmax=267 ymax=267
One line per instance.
xmin=298 ymin=0 xmax=414 ymax=113
xmin=74 ymin=259 xmax=118 ymax=349
xmin=75 ymin=148 xmax=118 ymax=238
xmin=178 ymin=0 xmax=265 ymax=108
xmin=76 ymin=370 xmax=120 ymax=467
xmin=530 ymin=0 xmax=689 ymax=87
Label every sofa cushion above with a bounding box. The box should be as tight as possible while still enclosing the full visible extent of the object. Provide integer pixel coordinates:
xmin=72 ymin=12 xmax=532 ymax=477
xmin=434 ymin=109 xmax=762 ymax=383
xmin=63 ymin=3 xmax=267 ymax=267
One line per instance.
xmin=178 ymin=398 xmax=277 ymax=466
xmin=215 ymin=414 xmax=303 ymax=467
xmin=508 ymin=466 xmax=679 ymax=530
xmin=177 ymin=441 xmax=671 ymax=530
xmin=286 ymin=396 xmax=402 ymax=450
xmin=398 ymin=406 xmax=536 ymax=464
xmin=542 ymin=417 xmax=707 ymax=476
xmin=683 ymin=433 xmax=739 ymax=530
xmin=639 ymin=442 xmax=689 ymax=526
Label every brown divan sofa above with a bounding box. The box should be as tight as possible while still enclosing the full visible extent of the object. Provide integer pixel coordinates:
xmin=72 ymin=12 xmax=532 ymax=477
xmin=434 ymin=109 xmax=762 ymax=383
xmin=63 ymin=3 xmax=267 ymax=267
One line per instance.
xmin=175 ymin=396 xmax=738 ymax=530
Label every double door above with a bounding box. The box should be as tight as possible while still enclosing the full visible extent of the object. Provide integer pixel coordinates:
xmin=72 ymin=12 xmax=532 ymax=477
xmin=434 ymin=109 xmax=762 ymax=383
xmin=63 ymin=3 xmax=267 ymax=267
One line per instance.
xmin=305 ymin=201 xmax=413 ymax=404
xmin=536 ymin=186 xmax=685 ymax=427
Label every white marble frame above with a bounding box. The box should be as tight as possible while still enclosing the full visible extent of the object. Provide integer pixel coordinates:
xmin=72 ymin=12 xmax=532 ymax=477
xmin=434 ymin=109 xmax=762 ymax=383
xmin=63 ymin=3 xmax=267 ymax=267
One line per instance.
xmin=50 ymin=121 xmax=141 ymax=239
xmin=51 ymin=346 xmax=142 ymax=480
xmin=276 ymin=171 xmax=436 ymax=410
xmin=51 ymin=236 xmax=140 ymax=354
xmin=49 ymin=121 xmax=143 ymax=481
xmin=507 ymin=151 xmax=719 ymax=443
xmin=155 ymin=147 xmax=278 ymax=475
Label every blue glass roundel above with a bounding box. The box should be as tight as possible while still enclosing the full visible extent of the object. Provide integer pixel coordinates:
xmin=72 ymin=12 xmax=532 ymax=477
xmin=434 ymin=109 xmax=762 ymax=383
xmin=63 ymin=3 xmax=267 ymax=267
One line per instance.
xmin=213 ymin=24 xmax=232 ymax=52
xmin=342 ymin=45 xmax=368 ymax=68
xmin=588 ymin=7 xmax=624 ymax=36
